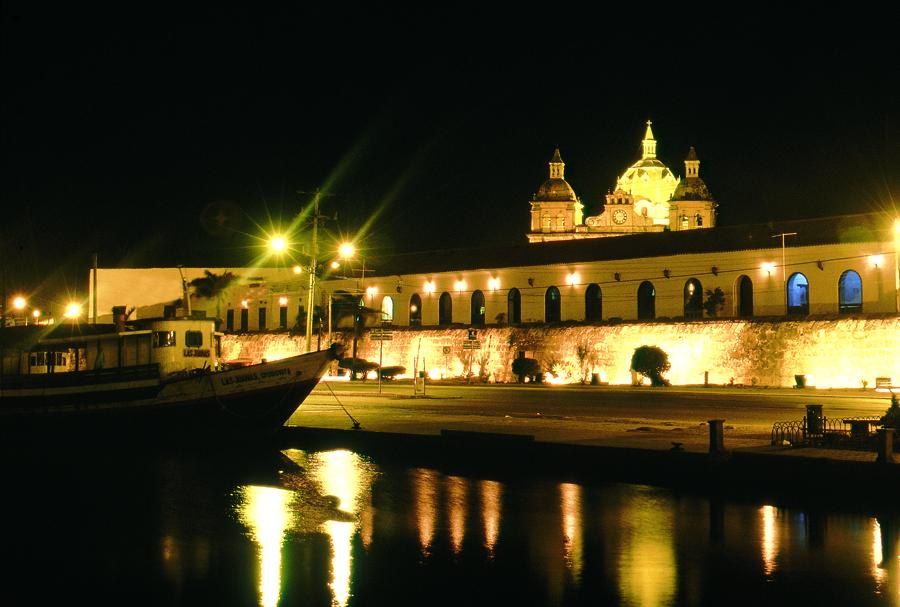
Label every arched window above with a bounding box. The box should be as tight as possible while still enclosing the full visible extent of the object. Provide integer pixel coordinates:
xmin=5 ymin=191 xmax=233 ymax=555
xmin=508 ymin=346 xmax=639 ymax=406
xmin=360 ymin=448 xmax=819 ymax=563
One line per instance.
xmin=508 ymin=288 xmax=521 ymax=325
xmin=471 ymin=290 xmax=485 ymax=325
xmin=786 ymin=273 xmax=809 ymax=315
xmin=409 ymin=294 xmax=422 ymax=326
xmin=381 ymin=296 xmax=394 ymax=322
xmin=838 ymin=270 xmax=862 ymax=313
xmin=637 ymin=281 xmax=655 ymax=320
xmin=585 ymin=283 xmax=602 ymax=322
xmin=439 ymin=292 xmax=453 ymax=325
xmin=684 ymin=278 xmax=703 ymax=319
xmin=545 ymin=286 xmax=561 ymax=323
xmin=736 ymin=275 xmax=753 ymax=318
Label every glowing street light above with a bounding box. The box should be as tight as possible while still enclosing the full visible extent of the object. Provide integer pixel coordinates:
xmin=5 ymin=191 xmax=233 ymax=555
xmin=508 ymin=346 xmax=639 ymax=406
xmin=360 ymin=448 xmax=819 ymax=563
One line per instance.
xmin=32 ymin=309 xmax=41 ymax=321
xmin=64 ymin=302 xmax=83 ymax=319
xmin=12 ymin=296 xmax=26 ymax=311
xmin=270 ymin=235 xmax=287 ymax=253
xmin=292 ymin=265 xmax=303 ymax=275
xmin=338 ymin=242 xmax=356 ymax=259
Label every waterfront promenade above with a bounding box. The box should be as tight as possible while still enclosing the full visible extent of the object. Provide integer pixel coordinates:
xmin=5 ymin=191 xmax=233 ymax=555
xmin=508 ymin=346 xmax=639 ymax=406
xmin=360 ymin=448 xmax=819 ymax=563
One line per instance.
xmin=282 ymin=381 xmax=898 ymax=502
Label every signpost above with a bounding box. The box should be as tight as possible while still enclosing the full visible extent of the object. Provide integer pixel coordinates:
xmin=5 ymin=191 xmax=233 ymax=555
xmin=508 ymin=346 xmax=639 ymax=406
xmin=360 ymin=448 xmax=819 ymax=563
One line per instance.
xmin=370 ymin=324 xmax=393 ymax=394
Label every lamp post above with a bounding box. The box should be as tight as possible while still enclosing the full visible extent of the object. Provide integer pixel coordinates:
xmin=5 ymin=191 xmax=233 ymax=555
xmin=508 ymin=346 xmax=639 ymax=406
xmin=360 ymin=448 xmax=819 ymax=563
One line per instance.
xmin=339 ymin=242 xmax=372 ymax=378
xmin=772 ymin=232 xmax=797 ymax=313
xmin=893 ymin=219 xmax=900 ymax=313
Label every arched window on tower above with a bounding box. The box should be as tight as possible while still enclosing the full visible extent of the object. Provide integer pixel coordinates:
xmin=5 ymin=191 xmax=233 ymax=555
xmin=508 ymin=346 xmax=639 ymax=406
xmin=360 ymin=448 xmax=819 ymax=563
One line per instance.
xmin=409 ymin=294 xmax=422 ymax=326
xmin=637 ymin=281 xmax=655 ymax=320
xmin=585 ymin=283 xmax=602 ymax=322
xmin=838 ymin=270 xmax=862 ymax=313
xmin=508 ymin=288 xmax=521 ymax=325
xmin=439 ymin=292 xmax=453 ymax=325
xmin=786 ymin=273 xmax=809 ymax=315
xmin=545 ymin=286 xmax=561 ymax=323
xmin=684 ymin=278 xmax=703 ymax=319
xmin=471 ymin=290 xmax=485 ymax=325
xmin=736 ymin=275 xmax=753 ymax=318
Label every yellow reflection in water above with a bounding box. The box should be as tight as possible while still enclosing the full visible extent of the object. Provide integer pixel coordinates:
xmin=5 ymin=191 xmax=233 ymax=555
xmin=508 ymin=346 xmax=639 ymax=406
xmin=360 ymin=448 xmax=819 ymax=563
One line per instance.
xmin=761 ymin=505 xmax=779 ymax=576
xmin=447 ymin=476 xmax=468 ymax=555
xmin=414 ymin=468 xmax=439 ymax=556
xmin=618 ymin=489 xmax=676 ymax=607
xmin=305 ymin=449 xmax=377 ymax=607
xmin=873 ymin=518 xmax=886 ymax=587
xmin=560 ymin=483 xmax=583 ymax=581
xmin=234 ymin=485 xmax=293 ymax=607
xmin=480 ymin=480 xmax=502 ymax=558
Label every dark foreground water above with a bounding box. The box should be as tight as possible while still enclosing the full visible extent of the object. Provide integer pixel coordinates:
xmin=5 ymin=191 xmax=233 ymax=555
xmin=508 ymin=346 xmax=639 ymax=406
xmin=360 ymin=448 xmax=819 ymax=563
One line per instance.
xmin=1 ymin=445 xmax=897 ymax=606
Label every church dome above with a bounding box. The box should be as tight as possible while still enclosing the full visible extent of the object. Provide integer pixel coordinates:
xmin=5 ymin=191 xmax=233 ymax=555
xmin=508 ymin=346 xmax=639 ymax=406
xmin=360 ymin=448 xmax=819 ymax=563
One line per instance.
xmin=672 ymin=177 xmax=713 ymax=201
xmin=671 ymin=146 xmax=714 ymax=201
xmin=532 ymin=148 xmax=578 ymax=202
xmin=614 ymin=122 xmax=680 ymax=204
xmin=534 ymin=177 xmax=577 ymax=202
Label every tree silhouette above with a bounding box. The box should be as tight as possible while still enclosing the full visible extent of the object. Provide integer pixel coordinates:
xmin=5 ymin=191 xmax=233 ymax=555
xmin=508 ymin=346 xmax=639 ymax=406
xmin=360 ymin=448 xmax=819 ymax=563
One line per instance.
xmin=189 ymin=270 xmax=236 ymax=320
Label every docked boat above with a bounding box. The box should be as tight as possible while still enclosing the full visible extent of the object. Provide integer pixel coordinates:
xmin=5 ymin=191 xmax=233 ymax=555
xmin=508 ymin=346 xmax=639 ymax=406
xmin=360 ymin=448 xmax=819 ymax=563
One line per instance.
xmin=0 ymin=315 xmax=341 ymax=438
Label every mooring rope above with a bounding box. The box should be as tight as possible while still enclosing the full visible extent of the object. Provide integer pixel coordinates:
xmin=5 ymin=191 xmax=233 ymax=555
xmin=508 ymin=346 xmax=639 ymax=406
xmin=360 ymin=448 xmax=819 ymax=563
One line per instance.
xmin=320 ymin=380 xmax=361 ymax=429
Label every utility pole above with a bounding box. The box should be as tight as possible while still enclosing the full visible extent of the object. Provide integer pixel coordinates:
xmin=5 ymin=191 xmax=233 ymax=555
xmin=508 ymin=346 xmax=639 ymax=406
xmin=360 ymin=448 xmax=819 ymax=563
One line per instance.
xmin=305 ymin=193 xmax=319 ymax=353
xmin=772 ymin=232 xmax=797 ymax=312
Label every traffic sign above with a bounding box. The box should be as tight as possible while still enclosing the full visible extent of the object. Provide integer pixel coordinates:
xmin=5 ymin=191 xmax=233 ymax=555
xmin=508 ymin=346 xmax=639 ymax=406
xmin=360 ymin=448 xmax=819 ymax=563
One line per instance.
xmin=463 ymin=340 xmax=481 ymax=350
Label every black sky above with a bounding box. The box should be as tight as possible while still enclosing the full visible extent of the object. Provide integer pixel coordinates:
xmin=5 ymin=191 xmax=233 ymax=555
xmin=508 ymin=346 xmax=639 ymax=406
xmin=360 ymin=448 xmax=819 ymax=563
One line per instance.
xmin=2 ymin=6 xmax=898 ymax=305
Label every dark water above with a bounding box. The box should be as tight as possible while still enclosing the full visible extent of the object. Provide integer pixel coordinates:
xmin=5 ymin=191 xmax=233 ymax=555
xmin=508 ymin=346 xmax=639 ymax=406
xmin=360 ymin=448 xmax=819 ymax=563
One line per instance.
xmin=2 ymin=445 xmax=897 ymax=606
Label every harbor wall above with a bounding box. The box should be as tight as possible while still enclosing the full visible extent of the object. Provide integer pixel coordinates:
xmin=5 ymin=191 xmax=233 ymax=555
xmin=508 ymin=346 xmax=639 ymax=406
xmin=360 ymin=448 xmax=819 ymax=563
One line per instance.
xmin=222 ymin=317 xmax=899 ymax=389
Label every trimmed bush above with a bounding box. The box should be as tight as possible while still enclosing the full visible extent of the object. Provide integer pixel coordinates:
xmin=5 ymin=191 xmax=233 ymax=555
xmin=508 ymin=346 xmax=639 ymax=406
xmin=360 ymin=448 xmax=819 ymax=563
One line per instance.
xmin=511 ymin=357 xmax=541 ymax=383
xmin=630 ymin=345 xmax=671 ymax=387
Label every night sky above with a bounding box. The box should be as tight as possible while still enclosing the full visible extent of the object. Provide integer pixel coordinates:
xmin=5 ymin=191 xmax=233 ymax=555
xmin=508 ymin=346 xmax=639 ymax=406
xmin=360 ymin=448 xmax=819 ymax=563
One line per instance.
xmin=2 ymin=6 xmax=898 ymax=307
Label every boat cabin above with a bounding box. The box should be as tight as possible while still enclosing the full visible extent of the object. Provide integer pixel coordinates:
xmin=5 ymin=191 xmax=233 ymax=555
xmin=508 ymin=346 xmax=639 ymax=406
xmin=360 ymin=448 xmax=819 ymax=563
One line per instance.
xmin=1 ymin=317 xmax=222 ymax=381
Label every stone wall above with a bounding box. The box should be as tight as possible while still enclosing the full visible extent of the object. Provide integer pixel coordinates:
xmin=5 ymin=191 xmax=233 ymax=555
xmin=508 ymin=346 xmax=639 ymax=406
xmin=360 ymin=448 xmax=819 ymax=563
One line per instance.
xmin=222 ymin=317 xmax=899 ymax=389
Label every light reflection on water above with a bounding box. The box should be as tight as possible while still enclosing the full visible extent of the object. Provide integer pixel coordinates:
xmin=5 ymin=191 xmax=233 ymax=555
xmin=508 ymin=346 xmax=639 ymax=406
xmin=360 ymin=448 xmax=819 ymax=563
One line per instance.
xmin=221 ymin=449 xmax=899 ymax=607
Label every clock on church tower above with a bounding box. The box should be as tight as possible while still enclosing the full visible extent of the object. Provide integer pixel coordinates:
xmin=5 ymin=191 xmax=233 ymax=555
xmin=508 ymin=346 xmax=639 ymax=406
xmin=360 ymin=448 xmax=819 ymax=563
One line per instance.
xmin=612 ymin=209 xmax=628 ymax=225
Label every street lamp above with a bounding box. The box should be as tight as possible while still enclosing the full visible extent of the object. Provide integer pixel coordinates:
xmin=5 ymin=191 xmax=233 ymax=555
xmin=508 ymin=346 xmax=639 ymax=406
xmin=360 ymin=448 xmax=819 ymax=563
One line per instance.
xmin=893 ymin=219 xmax=900 ymax=313
xmin=64 ymin=302 xmax=83 ymax=319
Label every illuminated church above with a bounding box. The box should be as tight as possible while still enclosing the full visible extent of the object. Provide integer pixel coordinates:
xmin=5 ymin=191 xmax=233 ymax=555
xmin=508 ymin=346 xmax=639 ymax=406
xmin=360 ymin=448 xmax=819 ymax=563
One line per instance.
xmin=528 ymin=122 xmax=717 ymax=243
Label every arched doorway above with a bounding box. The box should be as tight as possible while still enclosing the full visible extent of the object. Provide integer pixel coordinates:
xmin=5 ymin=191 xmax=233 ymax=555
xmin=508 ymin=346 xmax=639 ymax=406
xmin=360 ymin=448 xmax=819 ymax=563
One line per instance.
xmin=439 ymin=292 xmax=453 ymax=325
xmin=637 ymin=281 xmax=655 ymax=320
xmin=409 ymin=293 xmax=422 ymax=326
xmin=585 ymin=283 xmax=602 ymax=322
xmin=736 ymin=275 xmax=753 ymax=318
xmin=545 ymin=286 xmax=561 ymax=323
xmin=381 ymin=296 xmax=394 ymax=322
xmin=786 ymin=272 xmax=809 ymax=315
xmin=684 ymin=278 xmax=703 ymax=319
xmin=471 ymin=290 xmax=485 ymax=325
xmin=838 ymin=270 xmax=862 ymax=313
xmin=507 ymin=288 xmax=521 ymax=325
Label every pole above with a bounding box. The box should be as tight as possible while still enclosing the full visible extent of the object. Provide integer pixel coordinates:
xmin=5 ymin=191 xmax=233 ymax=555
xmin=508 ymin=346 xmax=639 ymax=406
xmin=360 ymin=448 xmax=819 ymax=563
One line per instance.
xmin=326 ymin=292 xmax=332 ymax=347
xmin=92 ymin=253 xmax=99 ymax=324
xmin=894 ymin=225 xmax=899 ymax=313
xmin=378 ymin=335 xmax=383 ymax=395
xmin=305 ymin=194 xmax=319 ymax=353
xmin=772 ymin=232 xmax=797 ymax=313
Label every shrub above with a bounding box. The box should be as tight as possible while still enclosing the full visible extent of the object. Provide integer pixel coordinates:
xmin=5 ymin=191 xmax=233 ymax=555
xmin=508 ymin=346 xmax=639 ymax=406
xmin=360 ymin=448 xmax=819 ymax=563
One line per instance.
xmin=338 ymin=357 xmax=379 ymax=380
xmin=630 ymin=345 xmax=671 ymax=387
xmin=881 ymin=394 xmax=900 ymax=428
xmin=511 ymin=357 xmax=541 ymax=383
xmin=378 ymin=365 xmax=406 ymax=380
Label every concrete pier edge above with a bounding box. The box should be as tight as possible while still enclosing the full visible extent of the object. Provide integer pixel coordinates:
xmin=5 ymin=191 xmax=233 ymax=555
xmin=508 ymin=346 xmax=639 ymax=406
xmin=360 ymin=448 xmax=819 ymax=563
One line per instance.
xmin=278 ymin=426 xmax=899 ymax=505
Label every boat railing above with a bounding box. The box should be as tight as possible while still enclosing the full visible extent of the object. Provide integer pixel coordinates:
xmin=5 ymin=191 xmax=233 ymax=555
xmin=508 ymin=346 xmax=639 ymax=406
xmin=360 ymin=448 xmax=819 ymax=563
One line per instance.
xmin=0 ymin=363 xmax=161 ymax=389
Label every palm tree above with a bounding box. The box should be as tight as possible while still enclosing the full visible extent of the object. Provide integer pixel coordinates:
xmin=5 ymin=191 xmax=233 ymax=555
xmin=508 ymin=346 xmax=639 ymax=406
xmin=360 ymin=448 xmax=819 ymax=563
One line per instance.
xmin=189 ymin=270 xmax=236 ymax=321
